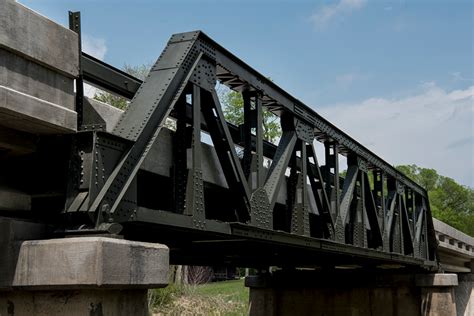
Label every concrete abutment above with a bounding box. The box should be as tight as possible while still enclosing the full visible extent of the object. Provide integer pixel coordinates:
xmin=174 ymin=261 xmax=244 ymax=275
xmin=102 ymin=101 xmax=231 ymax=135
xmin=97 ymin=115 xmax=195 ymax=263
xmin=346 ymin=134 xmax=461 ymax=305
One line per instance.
xmin=246 ymin=270 xmax=470 ymax=316
xmin=1 ymin=289 xmax=149 ymax=316
xmin=0 ymin=218 xmax=169 ymax=316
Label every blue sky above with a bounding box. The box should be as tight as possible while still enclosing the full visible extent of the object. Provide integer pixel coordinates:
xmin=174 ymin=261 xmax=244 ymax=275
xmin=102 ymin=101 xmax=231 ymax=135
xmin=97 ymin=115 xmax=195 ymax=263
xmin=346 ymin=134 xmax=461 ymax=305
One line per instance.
xmin=20 ymin=0 xmax=473 ymax=186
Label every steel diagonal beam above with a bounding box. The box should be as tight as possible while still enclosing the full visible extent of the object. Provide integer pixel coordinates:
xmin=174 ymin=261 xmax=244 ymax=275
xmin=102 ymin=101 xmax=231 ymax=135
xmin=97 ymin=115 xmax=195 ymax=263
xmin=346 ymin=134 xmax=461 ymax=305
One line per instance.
xmin=415 ymin=204 xmax=425 ymax=245
xmin=413 ymin=203 xmax=425 ymax=258
xmin=287 ymin=141 xmax=310 ymax=236
xmin=88 ymin=36 xmax=204 ymax=220
xmin=307 ymin=164 xmax=324 ymax=216
xmin=400 ymin=194 xmax=414 ymax=255
xmin=337 ymin=165 xmax=359 ymax=237
xmin=264 ymin=131 xmax=297 ymax=210
xmin=211 ymin=89 xmax=252 ymax=203
xmin=363 ymin=173 xmax=383 ymax=248
xmin=384 ymin=190 xmax=398 ymax=251
xmin=306 ymin=143 xmax=334 ymax=238
xmin=113 ymin=32 xmax=201 ymax=141
xmin=423 ymin=198 xmax=438 ymax=261
xmin=200 ymin=90 xmax=252 ymax=222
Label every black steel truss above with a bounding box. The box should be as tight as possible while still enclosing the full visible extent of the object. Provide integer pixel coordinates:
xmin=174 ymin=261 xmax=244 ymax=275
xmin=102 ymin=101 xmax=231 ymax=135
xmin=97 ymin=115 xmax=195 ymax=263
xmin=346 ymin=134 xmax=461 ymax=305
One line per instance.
xmin=66 ymin=18 xmax=438 ymax=269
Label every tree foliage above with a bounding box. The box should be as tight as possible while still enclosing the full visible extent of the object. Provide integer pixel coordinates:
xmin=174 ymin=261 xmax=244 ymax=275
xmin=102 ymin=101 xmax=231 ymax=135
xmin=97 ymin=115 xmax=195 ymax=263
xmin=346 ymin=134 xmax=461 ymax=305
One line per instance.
xmin=93 ymin=63 xmax=152 ymax=110
xmin=396 ymin=164 xmax=474 ymax=236
xmin=338 ymin=164 xmax=474 ymax=235
xmin=93 ymin=90 xmax=128 ymax=110
xmin=220 ymin=90 xmax=281 ymax=143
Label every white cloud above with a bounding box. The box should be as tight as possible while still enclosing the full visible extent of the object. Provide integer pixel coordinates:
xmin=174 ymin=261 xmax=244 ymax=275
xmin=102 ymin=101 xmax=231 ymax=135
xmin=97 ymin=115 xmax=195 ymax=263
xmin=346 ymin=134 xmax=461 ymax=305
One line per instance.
xmin=317 ymin=83 xmax=474 ymax=186
xmin=82 ymin=34 xmax=107 ymax=60
xmin=81 ymin=34 xmax=107 ymax=97
xmin=311 ymin=0 xmax=367 ymax=28
xmin=451 ymin=72 xmax=474 ymax=82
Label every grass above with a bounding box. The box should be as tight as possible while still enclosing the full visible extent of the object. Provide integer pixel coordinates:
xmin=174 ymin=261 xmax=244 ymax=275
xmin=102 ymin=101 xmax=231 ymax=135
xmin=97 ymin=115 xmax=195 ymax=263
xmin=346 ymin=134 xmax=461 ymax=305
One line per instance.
xmin=193 ymin=279 xmax=249 ymax=304
xmin=151 ymin=279 xmax=249 ymax=316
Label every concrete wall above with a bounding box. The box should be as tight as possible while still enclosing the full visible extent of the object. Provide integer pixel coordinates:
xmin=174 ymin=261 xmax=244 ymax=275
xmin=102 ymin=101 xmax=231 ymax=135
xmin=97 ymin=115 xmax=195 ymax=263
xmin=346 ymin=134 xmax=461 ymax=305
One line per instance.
xmin=0 ymin=0 xmax=77 ymax=135
xmin=0 ymin=289 xmax=148 ymax=316
xmin=0 ymin=217 xmax=48 ymax=289
xmin=0 ymin=0 xmax=79 ymax=77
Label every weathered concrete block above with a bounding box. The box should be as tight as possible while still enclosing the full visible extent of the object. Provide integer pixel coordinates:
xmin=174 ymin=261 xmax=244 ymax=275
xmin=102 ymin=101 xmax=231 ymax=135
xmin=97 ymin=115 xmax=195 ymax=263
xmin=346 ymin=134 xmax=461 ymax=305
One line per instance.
xmin=0 ymin=84 xmax=77 ymax=133
xmin=0 ymin=289 xmax=148 ymax=316
xmin=0 ymin=0 xmax=79 ymax=77
xmin=416 ymin=273 xmax=458 ymax=287
xmin=421 ymin=287 xmax=457 ymax=316
xmin=0 ymin=1 xmax=78 ymax=134
xmin=0 ymin=221 xmax=166 ymax=315
xmin=11 ymin=237 xmax=169 ymax=289
xmin=83 ymin=97 xmax=123 ymax=132
xmin=0 ymin=48 xmax=75 ymax=109
xmin=0 ymin=217 xmax=48 ymax=289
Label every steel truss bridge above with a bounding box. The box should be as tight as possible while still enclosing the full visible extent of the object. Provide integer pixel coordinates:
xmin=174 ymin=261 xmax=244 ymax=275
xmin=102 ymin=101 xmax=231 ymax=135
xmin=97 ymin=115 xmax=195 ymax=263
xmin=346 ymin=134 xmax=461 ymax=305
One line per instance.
xmin=9 ymin=12 xmax=439 ymax=270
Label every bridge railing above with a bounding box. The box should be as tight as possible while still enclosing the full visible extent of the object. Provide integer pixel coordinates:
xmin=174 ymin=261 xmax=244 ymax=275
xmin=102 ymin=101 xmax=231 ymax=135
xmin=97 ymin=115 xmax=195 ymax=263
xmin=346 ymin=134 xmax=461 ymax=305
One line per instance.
xmin=433 ymin=218 xmax=473 ymax=272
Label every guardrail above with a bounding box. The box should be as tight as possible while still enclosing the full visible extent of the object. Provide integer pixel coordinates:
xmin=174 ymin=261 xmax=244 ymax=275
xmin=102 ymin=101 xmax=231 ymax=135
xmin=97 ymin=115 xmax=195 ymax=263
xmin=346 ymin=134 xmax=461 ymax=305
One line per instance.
xmin=433 ymin=218 xmax=473 ymax=272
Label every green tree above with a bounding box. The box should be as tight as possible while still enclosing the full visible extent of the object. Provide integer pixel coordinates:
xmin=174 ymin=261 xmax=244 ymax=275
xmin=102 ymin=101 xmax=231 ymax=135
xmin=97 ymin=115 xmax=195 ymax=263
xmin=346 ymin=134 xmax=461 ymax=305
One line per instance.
xmin=93 ymin=63 xmax=152 ymax=109
xmin=396 ymin=165 xmax=474 ymax=236
xmin=221 ymin=90 xmax=281 ymax=143
xmin=396 ymin=164 xmax=439 ymax=191
xmin=93 ymin=90 xmax=128 ymax=109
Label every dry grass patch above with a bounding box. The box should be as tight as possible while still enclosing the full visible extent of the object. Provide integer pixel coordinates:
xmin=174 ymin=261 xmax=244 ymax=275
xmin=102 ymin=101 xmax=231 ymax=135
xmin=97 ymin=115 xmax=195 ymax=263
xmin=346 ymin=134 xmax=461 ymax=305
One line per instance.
xmin=153 ymin=294 xmax=248 ymax=316
xmin=151 ymin=279 xmax=249 ymax=316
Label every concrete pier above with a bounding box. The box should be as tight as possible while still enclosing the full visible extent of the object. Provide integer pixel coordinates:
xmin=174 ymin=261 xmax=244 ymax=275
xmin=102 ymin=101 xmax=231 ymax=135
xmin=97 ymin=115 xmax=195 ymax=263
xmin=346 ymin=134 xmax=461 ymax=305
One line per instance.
xmin=0 ymin=218 xmax=169 ymax=315
xmin=1 ymin=290 xmax=149 ymax=316
xmin=246 ymin=270 xmax=463 ymax=316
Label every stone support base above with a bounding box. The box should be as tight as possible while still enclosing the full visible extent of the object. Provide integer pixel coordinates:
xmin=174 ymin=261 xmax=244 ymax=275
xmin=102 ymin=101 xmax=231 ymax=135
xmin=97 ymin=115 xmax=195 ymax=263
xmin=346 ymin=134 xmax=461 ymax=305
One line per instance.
xmin=416 ymin=273 xmax=458 ymax=316
xmin=246 ymin=270 xmax=459 ymax=316
xmin=0 ymin=289 xmax=148 ymax=316
xmin=0 ymin=226 xmax=169 ymax=315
